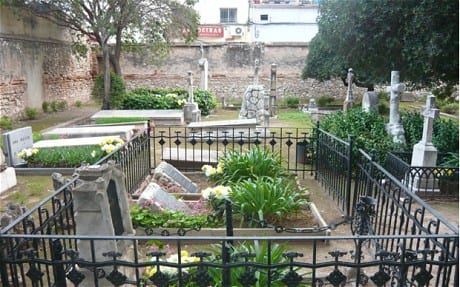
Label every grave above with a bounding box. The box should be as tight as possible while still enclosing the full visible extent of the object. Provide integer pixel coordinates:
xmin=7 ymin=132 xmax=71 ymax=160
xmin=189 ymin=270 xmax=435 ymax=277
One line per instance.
xmin=90 ymin=109 xmax=184 ymax=126
xmin=72 ymin=161 xmax=135 ymax=286
xmin=0 ymin=147 xmax=17 ymax=193
xmin=362 ymin=90 xmax=379 ymax=113
xmin=162 ymin=148 xmax=220 ymax=170
xmin=33 ymin=135 xmax=121 ymax=148
xmin=42 ymin=125 xmax=134 ymax=140
xmin=386 ymin=70 xmax=406 ymax=144
xmin=153 ymin=161 xmax=199 ymax=194
xmin=138 ymin=182 xmax=192 ymax=214
xmin=343 ymin=68 xmax=355 ymax=111
xmin=2 ymin=126 xmax=33 ymax=167
xmin=183 ymin=71 xmax=201 ymax=124
xmin=409 ymin=95 xmax=440 ymax=191
xmin=198 ymin=44 xmax=208 ymax=90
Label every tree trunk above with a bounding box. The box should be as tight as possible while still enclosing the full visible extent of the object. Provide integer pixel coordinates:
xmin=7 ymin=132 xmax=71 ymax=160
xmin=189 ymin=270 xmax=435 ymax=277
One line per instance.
xmin=110 ymin=28 xmax=123 ymax=76
xmin=102 ymin=45 xmax=111 ymax=110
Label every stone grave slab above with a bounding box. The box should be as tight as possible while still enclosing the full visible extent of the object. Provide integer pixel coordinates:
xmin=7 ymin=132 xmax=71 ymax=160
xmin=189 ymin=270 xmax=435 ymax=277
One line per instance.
xmin=188 ymin=118 xmax=257 ymax=130
xmin=90 ymin=110 xmax=184 ymax=126
xmin=162 ymin=148 xmax=220 ymax=169
xmin=153 ymin=161 xmax=199 ymax=194
xmin=138 ymin=182 xmax=192 ymax=214
xmin=2 ymin=126 xmax=33 ymax=167
xmin=42 ymin=125 xmax=134 ymax=140
xmin=33 ymin=135 xmax=121 ymax=148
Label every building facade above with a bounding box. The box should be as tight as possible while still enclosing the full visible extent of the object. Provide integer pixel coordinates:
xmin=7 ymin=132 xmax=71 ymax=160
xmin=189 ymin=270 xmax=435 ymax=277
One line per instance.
xmin=193 ymin=0 xmax=320 ymax=44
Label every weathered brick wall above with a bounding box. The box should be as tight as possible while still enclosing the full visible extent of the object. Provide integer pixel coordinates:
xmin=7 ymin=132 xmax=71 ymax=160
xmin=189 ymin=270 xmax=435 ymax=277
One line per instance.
xmin=0 ymin=7 xmax=94 ymax=119
xmin=122 ymin=43 xmax=364 ymax=104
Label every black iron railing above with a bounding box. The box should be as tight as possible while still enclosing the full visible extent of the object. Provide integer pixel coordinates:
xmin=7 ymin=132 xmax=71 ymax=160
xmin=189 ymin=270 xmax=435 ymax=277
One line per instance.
xmin=0 ymin=128 xmax=458 ymax=287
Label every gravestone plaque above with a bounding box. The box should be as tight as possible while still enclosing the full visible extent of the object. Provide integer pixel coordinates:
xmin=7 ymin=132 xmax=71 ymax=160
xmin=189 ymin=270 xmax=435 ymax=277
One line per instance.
xmin=139 ymin=182 xmax=192 ymax=214
xmin=2 ymin=127 xmax=33 ymax=167
xmin=154 ymin=161 xmax=199 ymax=193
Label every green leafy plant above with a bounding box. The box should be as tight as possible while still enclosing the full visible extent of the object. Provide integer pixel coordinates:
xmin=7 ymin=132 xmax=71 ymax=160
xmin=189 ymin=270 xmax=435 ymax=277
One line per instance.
xmin=18 ymin=146 xmax=104 ymax=168
xmin=317 ymin=96 xmax=335 ymax=107
xmin=283 ymin=96 xmax=300 ymax=107
xmin=211 ymin=147 xmax=289 ymax=185
xmin=130 ymin=205 xmax=221 ymax=229
xmin=23 ymin=107 xmax=38 ymax=120
xmin=56 ymin=99 xmax=68 ymax=111
xmin=92 ymin=72 xmax=127 ymax=109
xmin=230 ymin=176 xmax=308 ymax=225
xmin=50 ymin=101 xmax=58 ymax=112
xmin=0 ymin=116 xmax=13 ymax=130
xmin=439 ymin=102 xmax=459 ymax=115
xmin=75 ymin=100 xmax=82 ymax=108
xmin=42 ymin=101 xmax=50 ymax=113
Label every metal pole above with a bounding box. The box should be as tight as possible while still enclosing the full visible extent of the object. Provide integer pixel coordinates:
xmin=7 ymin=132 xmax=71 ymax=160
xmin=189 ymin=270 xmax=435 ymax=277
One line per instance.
xmin=222 ymin=199 xmax=234 ymax=287
xmin=346 ymin=135 xmax=354 ymax=216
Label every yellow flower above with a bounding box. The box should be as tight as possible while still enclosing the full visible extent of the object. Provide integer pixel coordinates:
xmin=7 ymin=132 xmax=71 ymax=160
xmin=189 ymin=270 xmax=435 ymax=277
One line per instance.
xmin=91 ymin=150 xmax=97 ymax=158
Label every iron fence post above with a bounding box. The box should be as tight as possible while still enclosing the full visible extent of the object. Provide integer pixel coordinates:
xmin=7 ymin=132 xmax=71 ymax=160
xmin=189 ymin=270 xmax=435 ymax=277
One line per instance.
xmin=314 ymin=121 xmax=320 ymax=180
xmin=346 ymin=135 xmax=354 ymax=216
xmin=147 ymin=120 xmax=152 ymax=172
xmin=0 ymin=238 xmax=10 ymax=287
xmin=222 ymin=199 xmax=234 ymax=287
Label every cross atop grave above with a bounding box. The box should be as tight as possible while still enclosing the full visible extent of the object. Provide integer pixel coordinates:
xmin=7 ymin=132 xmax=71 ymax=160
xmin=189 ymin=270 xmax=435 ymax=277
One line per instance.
xmin=198 ymin=43 xmax=208 ymax=90
xmin=419 ymin=95 xmax=439 ymax=145
xmin=188 ymin=70 xmax=194 ymax=103
xmin=254 ymin=58 xmax=260 ymax=85
xmin=386 ymin=70 xmax=406 ymax=144
xmin=343 ymin=68 xmax=354 ymax=111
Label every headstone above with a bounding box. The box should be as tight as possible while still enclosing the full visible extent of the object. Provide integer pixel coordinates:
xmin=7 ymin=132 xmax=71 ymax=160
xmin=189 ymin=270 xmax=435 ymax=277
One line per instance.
xmin=153 ymin=161 xmax=199 ymax=194
xmin=198 ymin=44 xmax=208 ymax=90
xmin=362 ymin=90 xmax=379 ymax=112
xmin=386 ymin=71 xmax=406 ymax=144
xmin=183 ymin=71 xmax=201 ymax=124
xmin=254 ymin=58 xmax=260 ymax=85
xmin=239 ymin=85 xmax=266 ymax=125
xmin=72 ymin=162 xmax=135 ymax=286
xmin=0 ymin=147 xmax=17 ymax=193
xmin=138 ymin=182 xmax=192 ymax=214
xmin=269 ymin=63 xmax=277 ymax=116
xmin=343 ymin=68 xmax=354 ymax=111
xmin=2 ymin=126 xmax=33 ymax=167
xmin=409 ymin=95 xmax=440 ymax=191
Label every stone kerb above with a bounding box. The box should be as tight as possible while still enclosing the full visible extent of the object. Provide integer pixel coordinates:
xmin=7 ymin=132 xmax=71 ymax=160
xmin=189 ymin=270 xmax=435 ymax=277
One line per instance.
xmin=90 ymin=110 xmax=184 ymax=126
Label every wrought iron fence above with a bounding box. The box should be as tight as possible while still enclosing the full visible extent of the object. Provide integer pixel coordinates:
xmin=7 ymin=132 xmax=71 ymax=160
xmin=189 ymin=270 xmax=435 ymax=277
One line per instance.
xmin=151 ymin=125 xmax=316 ymax=178
xmin=0 ymin=127 xmax=458 ymax=287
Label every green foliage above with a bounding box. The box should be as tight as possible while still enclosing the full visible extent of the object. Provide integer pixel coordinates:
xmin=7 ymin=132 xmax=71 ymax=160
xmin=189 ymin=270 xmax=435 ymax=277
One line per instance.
xmin=92 ymin=72 xmax=127 ymax=109
xmin=205 ymin=241 xmax=290 ymax=287
xmin=378 ymin=102 xmax=389 ymax=115
xmin=21 ymin=146 xmax=104 ymax=168
xmin=283 ymin=96 xmax=300 ymax=107
xmin=320 ymin=108 xmax=395 ymax=163
xmin=56 ymin=100 xmax=68 ymax=111
xmin=75 ymin=101 xmax=82 ymax=108
xmin=130 ymin=205 xmax=221 ymax=229
xmin=439 ymin=102 xmax=459 ymax=115
xmin=401 ymin=111 xmax=459 ymax=154
xmin=214 ymin=147 xmax=289 ymax=185
xmin=50 ymin=101 xmax=58 ymax=112
xmin=42 ymin=101 xmax=50 ymax=113
xmin=303 ymin=0 xmax=459 ymax=88
xmin=440 ymin=152 xmax=459 ymax=167
xmin=23 ymin=107 xmax=38 ymax=120
xmin=121 ymin=88 xmax=216 ymax=116
xmin=0 ymin=116 xmax=13 ymax=130
xmin=317 ymin=96 xmax=335 ymax=107
xmin=230 ymin=176 xmax=308 ymax=225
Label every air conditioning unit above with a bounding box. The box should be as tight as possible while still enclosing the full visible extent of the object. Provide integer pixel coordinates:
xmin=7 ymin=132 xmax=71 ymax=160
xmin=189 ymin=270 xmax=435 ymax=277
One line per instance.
xmin=230 ymin=27 xmax=244 ymax=36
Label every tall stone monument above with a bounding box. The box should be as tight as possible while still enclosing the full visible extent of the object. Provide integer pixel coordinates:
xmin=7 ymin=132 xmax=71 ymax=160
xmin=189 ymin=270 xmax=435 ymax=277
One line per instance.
xmin=269 ymin=63 xmax=277 ymax=116
xmin=343 ymin=68 xmax=355 ymax=111
xmin=239 ymin=59 xmax=268 ymax=125
xmin=183 ymin=71 xmax=201 ymax=124
xmin=72 ymin=162 xmax=135 ymax=286
xmin=409 ymin=95 xmax=440 ymax=190
xmin=198 ymin=44 xmax=208 ymax=90
xmin=386 ymin=71 xmax=406 ymax=144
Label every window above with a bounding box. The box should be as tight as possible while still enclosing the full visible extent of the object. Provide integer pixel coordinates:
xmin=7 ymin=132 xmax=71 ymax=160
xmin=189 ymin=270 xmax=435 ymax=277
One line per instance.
xmin=260 ymin=14 xmax=268 ymax=21
xmin=220 ymin=8 xmax=237 ymax=24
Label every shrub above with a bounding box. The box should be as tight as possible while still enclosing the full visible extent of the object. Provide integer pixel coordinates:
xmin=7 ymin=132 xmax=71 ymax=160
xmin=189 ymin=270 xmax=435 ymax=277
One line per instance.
xmin=92 ymin=72 xmax=126 ymax=109
xmin=284 ymin=96 xmax=300 ymax=107
xmin=121 ymin=88 xmax=217 ymax=116
xmin=50 ymin=101 xmax=58 ymax=112
xmin=320 ymin=108 xmax=395 ymax=164
xmin=24 ymin=107 xmax=38 ymax=120
xmin=440 ymin=102 xmax=459 ymax=115
xmin=230 ymin=176 xmax=308 ymax=225
xmin=0 ymin=116 xmax=13 ymax=130
xmin=75 ymin=100 xmax=82 ymax=108
xmin=42 ymin=101 xmax=50 ymax=113
xmin=56 ymin=100 xmax=68 ymax=111
xmin=317 ymin=96 xmax=335 ymax=107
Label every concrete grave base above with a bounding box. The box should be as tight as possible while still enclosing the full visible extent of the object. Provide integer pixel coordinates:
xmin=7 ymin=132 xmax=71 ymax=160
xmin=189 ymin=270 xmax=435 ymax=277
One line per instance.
xmin=0 ymin=167 xmax=17 ymax=194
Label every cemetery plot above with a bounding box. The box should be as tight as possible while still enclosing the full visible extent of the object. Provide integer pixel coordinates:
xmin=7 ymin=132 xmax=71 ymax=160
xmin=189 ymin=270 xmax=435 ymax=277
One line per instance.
xmin=2 ymin=126 xmax=33 ymax=167
xmin=90 ymin=110 xmax=184 ymax=126
xmin=42 ymin=125 xmax=135 ymax=140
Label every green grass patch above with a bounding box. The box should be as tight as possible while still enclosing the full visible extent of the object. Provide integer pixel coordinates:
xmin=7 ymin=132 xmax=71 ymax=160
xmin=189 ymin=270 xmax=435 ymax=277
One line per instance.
xmin=277 ymin=109 xmax=315 ymax=128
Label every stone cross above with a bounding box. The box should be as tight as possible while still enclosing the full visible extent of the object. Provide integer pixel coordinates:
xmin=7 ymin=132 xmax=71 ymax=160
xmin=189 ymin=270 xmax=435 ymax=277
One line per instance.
xmin=269 ymin=63 xmax=277 ymax=116
xmin=254 ymin=58 xmax=260 ymax=85
xmin=343 ymin=68 xmax=354 ymax=111
xmin=419 ymin=95 xmax=439 ymax=145
xmin=386 ymin=71 xmax=406 ymax=144
xmin=188 ymin=71 xmax=194 ymax=103
xmin=198 ymin=44 xmax=208 ymax=90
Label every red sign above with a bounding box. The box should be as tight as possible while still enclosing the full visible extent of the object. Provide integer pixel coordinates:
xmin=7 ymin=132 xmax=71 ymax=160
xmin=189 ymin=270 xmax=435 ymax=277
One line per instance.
xmin=198 ymin=25 xmax=224 ymax=38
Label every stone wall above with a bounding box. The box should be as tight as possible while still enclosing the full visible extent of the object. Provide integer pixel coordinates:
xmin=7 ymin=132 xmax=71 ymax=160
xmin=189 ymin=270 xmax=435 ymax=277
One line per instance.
xmin=122 ymin=43 xmax=365 ymax=104
xmin=0 ymin=7 xmax=94 ymax=119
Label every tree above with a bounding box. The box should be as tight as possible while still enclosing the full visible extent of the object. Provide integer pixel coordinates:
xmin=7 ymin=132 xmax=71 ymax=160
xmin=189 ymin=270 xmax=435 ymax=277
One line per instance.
xmin=302 ymin=0 xmax=459 ymax=92
xmin=4 ymin=0 xmax=199 ymax=109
